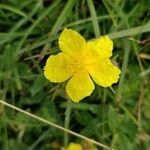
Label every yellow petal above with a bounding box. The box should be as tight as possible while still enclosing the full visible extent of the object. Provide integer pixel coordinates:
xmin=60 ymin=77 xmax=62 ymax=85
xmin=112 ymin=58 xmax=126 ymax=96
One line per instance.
xmin=67 ymin=143 xmax=82 ymax=150
xmin=59 ymin=28 xmax=86 ymax=58
xmin=88 ymin=59 xmax=121 ymax=87
xmin=66 ymin=71 xmax=95 ymax=102
xmin=44 ymin=53 xmax=72 ymax=82
xmin=87 ymin=36 xmax=113 ymax=59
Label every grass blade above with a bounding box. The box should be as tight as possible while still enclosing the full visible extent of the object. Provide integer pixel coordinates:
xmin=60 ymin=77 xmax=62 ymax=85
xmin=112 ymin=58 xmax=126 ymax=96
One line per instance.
xmin=108 ymin=22 xmax=150 ymax=39
xmin=87 ymin=0 xmax=100 ymax=37
xmin=16 ymin=0 xmax=61 ymax=53
xmin=50 ymin=0 xmax=76 ymax=35
xmin=0 ymin=4 xmax=28 ymax=18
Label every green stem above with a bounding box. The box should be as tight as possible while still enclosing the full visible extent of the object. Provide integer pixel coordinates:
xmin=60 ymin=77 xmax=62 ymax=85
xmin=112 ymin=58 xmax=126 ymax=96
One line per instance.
xmin=64 ymin=99 xmax=72 ymax=148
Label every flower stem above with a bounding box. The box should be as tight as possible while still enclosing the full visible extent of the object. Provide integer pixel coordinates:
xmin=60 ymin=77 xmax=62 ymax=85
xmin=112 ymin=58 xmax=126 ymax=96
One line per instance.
xmin=64 ymin=99 xmax=72 ymax=148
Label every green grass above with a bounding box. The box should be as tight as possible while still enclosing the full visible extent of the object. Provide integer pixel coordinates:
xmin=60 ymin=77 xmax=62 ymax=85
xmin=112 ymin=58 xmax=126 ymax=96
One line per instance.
xmin=0 ymin=0 xmax=150 ymax=150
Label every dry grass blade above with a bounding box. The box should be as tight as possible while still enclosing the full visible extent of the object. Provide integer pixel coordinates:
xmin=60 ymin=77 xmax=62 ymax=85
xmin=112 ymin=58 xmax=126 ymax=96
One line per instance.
xmin=0 ymin=100 xmax=115 ymax=150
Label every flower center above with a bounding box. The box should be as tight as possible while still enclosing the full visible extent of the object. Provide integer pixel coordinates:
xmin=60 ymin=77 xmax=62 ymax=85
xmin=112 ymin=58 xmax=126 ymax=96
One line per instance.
xmin=66 ymin=58 xmax=86 ymax=74
xmin=65 ymin=49 xmax=97 ymax=75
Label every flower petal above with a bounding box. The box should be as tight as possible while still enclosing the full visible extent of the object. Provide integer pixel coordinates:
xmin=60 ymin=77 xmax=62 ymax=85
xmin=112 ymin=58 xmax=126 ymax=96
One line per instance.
xmin=87 ymin=36 xmax=113 ymax=59
xmin=66 ymin=71 xmax=95 ymax=102
xmin=88 ymin=59 xmax=121 ymax=87
xmin=59 ymin=28 xmax=86 ymax=58
xmin=67 ymin=143 xmax=82 ymax=150
xmin=44 ymin=53 xmax=72 ymax=82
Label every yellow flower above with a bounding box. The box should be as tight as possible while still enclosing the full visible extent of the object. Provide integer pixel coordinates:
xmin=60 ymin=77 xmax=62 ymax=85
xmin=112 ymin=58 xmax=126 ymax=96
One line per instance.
xmin=66 ymin=143 xmax=82 ymax=150
xmin=44 ymin=28 xmax=121 ymax=102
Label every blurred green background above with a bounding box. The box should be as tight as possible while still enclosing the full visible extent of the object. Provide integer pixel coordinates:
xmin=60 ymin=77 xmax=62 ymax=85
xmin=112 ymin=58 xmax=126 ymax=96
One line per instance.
xmin=0 ymin=0 xmax=150 ymax=150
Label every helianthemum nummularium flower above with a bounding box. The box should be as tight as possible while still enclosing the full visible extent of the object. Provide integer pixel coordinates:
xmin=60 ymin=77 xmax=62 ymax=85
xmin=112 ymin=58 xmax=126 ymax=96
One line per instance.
xmin=44 ymin=28 xmax=121 ymax=102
